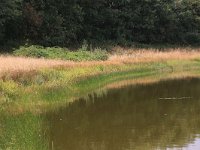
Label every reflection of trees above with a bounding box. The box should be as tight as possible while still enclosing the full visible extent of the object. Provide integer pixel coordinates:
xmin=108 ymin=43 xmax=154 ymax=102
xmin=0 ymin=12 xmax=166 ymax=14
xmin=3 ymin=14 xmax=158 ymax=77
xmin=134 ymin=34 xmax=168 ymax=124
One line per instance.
xmin=47 ymin=77 xmax=200 ymax=150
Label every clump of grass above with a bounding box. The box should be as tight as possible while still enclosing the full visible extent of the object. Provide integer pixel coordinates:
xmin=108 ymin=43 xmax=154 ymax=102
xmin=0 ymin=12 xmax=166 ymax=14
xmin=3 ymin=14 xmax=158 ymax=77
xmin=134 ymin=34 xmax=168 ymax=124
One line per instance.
xmin=0 ymin=80 xmax=19 ymax=103
xmin=13 ymin=45 xmax=108 ymax=61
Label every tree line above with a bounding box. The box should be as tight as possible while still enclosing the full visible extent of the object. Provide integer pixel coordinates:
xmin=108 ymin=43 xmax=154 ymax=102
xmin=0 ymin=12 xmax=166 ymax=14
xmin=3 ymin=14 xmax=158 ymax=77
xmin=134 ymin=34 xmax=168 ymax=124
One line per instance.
xmin=0 ymin=0 xmax=200 ymax=48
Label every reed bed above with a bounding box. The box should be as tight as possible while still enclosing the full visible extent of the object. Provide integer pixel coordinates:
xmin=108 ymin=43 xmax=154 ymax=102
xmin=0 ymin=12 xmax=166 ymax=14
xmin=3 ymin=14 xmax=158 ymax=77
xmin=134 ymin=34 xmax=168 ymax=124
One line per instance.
xmin=1 ymin=48 xmax=200 ymax=113
xmin=1 ymin=48 xmax=200 ymax=76
xmin=0 ymin=56 xmax=76 ymax=76
xmin=109 ymin=47 xmax=200 ymax=63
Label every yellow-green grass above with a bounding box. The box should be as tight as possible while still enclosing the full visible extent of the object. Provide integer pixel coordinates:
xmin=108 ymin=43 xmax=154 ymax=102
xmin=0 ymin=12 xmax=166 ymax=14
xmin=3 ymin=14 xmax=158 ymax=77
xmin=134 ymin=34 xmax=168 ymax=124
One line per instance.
xmin=1 ymin=49 xmax=200 ymax=113
xmin=0 ymin=113 xmax=48 ymax=150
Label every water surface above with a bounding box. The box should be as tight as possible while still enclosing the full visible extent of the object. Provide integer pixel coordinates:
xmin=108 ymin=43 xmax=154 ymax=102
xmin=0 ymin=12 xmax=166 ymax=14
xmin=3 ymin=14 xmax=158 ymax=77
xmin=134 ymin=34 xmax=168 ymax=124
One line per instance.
xmin=45 ymin=77 xmax=200 ymax=150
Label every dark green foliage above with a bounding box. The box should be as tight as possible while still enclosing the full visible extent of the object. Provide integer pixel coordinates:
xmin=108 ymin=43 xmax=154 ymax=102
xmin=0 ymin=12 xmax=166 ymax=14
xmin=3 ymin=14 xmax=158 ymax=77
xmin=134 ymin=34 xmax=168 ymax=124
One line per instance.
xmin=0 ymin=0 xmax=200 ymax=48
xmin=0 ymin=0 xmax=22 ymax=44
xmin=22 ymin=0 xmax=84 ymax=46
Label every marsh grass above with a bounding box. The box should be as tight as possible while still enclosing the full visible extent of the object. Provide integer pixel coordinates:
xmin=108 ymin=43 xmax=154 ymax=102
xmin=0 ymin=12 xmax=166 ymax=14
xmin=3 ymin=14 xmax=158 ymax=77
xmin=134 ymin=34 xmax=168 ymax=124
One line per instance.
xmin=1 ymin=49 xmax=200 ymax=113
xmin=0 ymin=61 xmax=199 ymax=114
xmin=0 ymin=113 xmax=48 ymax=150
xmin=1 ymin=48 xmax=200 ymax=76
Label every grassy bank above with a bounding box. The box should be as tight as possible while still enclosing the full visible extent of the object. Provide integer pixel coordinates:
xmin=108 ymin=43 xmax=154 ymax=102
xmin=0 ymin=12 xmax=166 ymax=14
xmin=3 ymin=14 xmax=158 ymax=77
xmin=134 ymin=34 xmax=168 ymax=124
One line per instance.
xmin=1 ymin=49 xmax=200 ymax=113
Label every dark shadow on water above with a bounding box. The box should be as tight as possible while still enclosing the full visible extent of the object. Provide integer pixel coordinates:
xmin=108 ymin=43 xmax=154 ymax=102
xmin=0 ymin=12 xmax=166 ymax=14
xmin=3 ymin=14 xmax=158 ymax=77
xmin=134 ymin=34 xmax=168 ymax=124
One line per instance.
xmin=45 ymin=77 xmax=200 ymax=150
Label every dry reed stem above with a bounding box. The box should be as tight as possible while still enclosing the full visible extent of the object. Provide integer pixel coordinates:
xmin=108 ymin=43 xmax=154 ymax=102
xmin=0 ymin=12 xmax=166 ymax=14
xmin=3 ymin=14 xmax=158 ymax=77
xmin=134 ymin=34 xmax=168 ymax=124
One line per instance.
xmin=1 ymin=48 xmax=200 ymax=76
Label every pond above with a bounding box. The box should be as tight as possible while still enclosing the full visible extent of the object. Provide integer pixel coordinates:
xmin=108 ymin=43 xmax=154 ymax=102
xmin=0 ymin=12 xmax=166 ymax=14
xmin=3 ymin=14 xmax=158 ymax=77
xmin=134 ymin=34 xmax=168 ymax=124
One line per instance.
xmin=45 ymin=77 xmax=200 ymax=150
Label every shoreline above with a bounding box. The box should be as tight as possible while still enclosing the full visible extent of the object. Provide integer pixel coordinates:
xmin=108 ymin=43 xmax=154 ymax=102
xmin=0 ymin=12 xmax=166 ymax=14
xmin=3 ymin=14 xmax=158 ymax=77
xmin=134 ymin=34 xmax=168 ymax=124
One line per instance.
xmin=1 ymin=50 xmax=200 ymax=113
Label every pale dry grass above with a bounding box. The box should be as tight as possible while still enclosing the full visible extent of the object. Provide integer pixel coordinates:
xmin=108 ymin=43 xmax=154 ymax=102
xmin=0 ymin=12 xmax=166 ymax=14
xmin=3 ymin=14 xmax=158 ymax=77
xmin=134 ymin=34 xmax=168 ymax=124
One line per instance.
xmin=0 ymin=56 xmax=77 ymax=76
xmin=109 ymin=47 xmax=200 ymax=63
xmin=1 ymin=48 xmax=200 ymax=76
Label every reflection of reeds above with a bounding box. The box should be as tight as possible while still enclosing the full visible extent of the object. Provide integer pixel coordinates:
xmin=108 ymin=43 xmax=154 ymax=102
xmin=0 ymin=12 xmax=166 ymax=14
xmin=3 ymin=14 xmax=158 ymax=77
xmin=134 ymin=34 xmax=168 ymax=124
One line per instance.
xmin=105 ymin=72 xmax=200 ymax=90
xmin=1 ymin=49 xmax=200 ymax=76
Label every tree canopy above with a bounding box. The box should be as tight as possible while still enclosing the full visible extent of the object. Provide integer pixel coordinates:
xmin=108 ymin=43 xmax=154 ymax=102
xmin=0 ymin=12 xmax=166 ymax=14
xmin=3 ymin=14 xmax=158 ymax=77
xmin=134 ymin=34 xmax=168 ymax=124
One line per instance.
xmin=0 ymin=0 xmax=200 ymax=48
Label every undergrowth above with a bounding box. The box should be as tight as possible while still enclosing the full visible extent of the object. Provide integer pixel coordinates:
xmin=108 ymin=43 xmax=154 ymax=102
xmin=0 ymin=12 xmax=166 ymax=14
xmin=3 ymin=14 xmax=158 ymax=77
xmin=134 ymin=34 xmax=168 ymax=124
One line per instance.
xmin=13 ymin=45 xmax=108 ymax=61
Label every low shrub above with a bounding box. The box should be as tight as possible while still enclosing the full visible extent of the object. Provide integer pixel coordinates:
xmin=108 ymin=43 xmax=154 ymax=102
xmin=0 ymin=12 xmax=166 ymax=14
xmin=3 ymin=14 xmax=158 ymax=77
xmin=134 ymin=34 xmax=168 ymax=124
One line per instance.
xmin=13 ymin=45 xmax=108 ymax=61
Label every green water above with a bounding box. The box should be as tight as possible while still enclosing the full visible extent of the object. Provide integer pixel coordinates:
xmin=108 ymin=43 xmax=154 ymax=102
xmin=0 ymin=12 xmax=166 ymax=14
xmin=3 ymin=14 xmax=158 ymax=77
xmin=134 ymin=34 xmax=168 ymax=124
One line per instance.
xmin=45 ymin=77 xmax=200 ymax=150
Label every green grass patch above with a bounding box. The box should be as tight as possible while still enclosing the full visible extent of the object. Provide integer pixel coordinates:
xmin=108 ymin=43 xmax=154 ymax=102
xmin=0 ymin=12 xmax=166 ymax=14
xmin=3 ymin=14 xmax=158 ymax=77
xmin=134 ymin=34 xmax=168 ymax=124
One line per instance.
xmin=0 ymin=113 xmax=48 ymax=150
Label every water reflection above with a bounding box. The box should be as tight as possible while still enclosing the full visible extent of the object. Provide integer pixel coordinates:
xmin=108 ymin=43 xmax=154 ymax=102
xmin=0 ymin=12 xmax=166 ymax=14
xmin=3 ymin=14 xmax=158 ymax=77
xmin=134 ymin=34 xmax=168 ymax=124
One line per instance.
xmin=46 ymin=77 xmax=200 ymax=150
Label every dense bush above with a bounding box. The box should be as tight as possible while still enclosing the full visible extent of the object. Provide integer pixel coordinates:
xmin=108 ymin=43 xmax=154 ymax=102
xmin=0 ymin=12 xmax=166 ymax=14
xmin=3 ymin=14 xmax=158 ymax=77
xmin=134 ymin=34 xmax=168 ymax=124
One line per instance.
xmin=13 ymin=45 xmax=108 ymax=61
xmin=0 ymin=0 xmax=200 ymax=48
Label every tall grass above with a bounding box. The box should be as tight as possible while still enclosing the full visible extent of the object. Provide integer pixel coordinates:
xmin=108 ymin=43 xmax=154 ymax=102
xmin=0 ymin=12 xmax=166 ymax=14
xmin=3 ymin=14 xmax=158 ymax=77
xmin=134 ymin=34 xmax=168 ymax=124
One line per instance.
xmin=1 ymin=49 xmax=200 ymax=112
xmin=1 ymin=48 xmax=200 ymax=76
